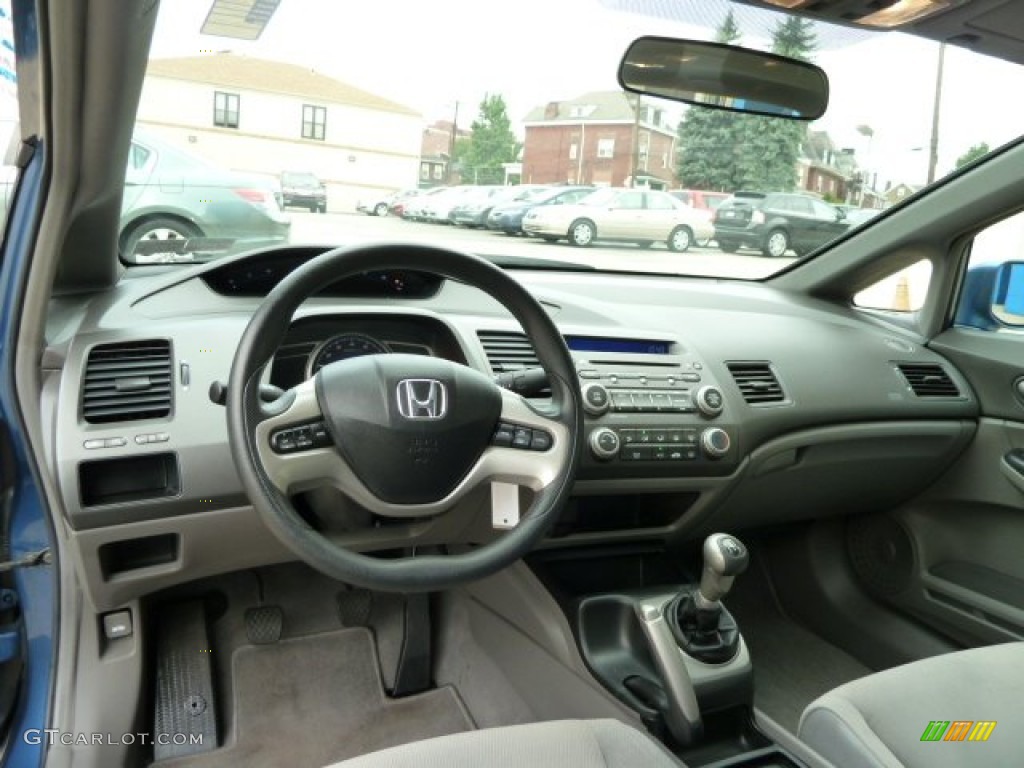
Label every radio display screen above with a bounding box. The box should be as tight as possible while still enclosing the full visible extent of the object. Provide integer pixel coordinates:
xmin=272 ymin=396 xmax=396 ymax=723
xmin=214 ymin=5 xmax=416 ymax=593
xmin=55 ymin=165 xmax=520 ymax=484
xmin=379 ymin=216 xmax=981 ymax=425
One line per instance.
xmin=566 ymin=336 xmax=670 ymax=355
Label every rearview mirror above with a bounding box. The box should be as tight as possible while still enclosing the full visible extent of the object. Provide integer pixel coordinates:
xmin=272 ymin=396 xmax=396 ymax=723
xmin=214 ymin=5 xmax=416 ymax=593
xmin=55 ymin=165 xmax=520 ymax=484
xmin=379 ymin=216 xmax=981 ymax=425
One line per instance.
xmin=618 ymin=37 xmax=829 ymax=120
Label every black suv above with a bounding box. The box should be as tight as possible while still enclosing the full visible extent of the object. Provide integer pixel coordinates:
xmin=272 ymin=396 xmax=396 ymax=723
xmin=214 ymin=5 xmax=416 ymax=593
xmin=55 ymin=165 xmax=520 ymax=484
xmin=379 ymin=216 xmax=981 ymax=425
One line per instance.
xmin=279 ymin=171 xmax=327 ymax=213
xmin=713 ymin=191 xmax=849 ymax=257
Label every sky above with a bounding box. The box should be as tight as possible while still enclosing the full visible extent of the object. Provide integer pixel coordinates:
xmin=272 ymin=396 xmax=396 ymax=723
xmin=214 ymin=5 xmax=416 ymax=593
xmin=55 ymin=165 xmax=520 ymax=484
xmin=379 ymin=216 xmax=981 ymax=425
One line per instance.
xmin=136 ymin=0 xmax=1024 ymax=189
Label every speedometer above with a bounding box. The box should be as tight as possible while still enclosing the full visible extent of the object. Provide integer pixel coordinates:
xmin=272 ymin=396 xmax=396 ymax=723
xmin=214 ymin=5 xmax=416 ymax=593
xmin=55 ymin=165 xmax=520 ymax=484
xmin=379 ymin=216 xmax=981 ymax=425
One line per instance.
xmin=306 ymin=332 xmax=389 ymax=376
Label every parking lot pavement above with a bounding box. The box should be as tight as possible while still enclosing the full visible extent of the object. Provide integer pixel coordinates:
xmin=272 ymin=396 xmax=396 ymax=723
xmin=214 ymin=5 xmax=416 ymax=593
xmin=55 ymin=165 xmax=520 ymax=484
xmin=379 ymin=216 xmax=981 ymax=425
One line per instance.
xmin=288 ymin=212 xmax=795 ymax=280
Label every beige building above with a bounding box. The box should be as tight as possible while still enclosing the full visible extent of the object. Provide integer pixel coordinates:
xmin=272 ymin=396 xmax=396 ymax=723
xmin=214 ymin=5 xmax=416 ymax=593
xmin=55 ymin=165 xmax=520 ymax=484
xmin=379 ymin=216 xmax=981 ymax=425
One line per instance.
xmin=138 ymin=53 xmax=423 ymax=210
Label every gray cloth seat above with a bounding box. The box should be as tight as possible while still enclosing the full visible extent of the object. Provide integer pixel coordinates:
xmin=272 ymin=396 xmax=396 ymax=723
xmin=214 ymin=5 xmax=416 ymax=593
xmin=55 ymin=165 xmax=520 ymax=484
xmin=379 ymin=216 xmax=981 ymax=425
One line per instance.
xmin=798 ymin=641 xmax=1024 ymax=768
xmin=325 ymin=718 xmax=683 ymax=768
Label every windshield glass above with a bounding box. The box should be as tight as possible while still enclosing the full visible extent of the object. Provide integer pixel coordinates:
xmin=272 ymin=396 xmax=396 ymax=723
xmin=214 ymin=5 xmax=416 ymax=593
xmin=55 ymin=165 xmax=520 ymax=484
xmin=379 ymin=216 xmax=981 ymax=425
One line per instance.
xmin=131 ymin=0 xmax=1024 ymax=277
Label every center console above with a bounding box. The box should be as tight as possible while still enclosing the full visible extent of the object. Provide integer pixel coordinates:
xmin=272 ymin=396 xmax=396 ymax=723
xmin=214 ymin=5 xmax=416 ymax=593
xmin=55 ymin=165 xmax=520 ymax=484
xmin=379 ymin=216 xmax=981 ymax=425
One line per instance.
xmin=562 ymin=534 xmax=808 ymax=768
xmin=568 ymin=339 xmax=741 ymax=481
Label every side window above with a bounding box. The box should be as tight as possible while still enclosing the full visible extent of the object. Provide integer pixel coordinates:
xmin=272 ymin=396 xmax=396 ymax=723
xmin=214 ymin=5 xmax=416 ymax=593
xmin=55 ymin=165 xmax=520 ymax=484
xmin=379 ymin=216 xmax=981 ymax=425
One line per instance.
xmin=644 ymin=192 xmax=675 ymax=210
xmin=128 ymin=143 xmax=151 ymax=170
xmin=854 ymin=259 xmax=934 ymax=312
xmin=788 ymin=196 xmax=814 ymax=215
xmin=765 ymin=195 xmax=789 ymax=213
xmin=955 ymin=209 xmax=1024 ymax=329
xmin=615 ymin=191 xmax=643 ymax=209
xmin=812 ymin=200 xmax=838 ymax=220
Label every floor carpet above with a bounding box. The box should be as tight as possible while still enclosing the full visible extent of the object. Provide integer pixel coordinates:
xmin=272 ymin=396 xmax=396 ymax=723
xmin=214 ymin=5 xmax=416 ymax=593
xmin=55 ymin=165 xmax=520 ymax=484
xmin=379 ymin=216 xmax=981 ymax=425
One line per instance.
xmin=727 ymin=566 xmax=872 ymax=734
xmin=156 ymin=628 xmax=473 ymax=768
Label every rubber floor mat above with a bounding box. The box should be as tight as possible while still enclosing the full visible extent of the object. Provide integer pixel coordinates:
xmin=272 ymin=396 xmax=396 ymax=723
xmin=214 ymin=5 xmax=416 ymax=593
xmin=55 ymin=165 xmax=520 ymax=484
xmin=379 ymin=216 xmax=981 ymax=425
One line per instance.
xmin=154 ymin=628 xmax=473 ymax=767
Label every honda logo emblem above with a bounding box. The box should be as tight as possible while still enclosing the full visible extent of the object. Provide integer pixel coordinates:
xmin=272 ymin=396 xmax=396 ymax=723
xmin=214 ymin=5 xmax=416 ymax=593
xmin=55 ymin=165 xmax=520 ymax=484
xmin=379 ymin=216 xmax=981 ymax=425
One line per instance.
xmin=396 ymin=379 xmax=448 ymax=420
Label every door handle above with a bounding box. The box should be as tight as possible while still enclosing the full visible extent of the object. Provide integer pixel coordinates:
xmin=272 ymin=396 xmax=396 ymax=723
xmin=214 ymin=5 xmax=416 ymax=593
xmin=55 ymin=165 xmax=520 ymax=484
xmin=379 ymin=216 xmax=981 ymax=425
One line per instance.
xmin=1000 ymin=450 xmax=1024 ymax=494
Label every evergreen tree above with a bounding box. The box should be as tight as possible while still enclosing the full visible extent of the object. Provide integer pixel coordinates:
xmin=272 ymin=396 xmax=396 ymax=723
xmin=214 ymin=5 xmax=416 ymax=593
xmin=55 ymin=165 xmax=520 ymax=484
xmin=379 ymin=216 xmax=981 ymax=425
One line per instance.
xmin=675 ymin=11 xmax=746 ymax=190
xmin=732 ymin=17 xmax=817 ymax=191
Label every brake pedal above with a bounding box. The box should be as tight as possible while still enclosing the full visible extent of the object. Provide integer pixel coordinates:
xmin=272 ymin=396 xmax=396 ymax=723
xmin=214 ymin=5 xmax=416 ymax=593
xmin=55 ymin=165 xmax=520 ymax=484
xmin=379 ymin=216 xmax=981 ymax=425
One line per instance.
xmin=244 ymin=605 xmax=283 ymax=645
xmin=153 ymin=601 xmax=218 ymax=760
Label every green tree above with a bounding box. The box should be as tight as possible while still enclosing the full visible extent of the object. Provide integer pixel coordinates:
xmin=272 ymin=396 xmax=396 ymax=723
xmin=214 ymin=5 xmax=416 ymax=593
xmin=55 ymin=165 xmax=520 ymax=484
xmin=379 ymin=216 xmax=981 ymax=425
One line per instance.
xmin=461 ymin=94 xmax=518 ymax=185
xmin=955 ymin=142 xmax=990 ymax=168
xmin=731 ymin=16 xmax=817 ymax=191
xmin=675 ymin=11 xmax=746 ymax=190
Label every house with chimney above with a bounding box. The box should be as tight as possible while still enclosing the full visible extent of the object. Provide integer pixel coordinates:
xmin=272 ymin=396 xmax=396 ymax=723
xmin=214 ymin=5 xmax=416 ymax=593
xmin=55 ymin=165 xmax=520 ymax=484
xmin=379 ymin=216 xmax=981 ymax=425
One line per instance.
xmin=521 ymin=91 xmax=676 ymax=188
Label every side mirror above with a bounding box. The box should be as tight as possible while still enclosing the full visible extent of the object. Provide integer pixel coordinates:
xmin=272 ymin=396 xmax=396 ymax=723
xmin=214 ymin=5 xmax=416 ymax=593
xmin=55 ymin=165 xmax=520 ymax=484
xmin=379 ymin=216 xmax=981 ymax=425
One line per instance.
xmin=618 ymin=37 xmax=829 ymax=120
xmin=993 ymin=261 xmax=1024 ymax=326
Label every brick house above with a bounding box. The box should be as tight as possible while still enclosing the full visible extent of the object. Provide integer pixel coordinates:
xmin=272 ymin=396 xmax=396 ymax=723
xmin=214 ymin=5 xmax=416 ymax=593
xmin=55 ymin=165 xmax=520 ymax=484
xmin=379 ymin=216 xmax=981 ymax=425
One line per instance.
xmin=420 ymin=119 xmax=470 ymax=187
xmin=798 ymin=130 xmax=855 ymax=202
xmin=521 ymin=91 xmax=676 ymax=188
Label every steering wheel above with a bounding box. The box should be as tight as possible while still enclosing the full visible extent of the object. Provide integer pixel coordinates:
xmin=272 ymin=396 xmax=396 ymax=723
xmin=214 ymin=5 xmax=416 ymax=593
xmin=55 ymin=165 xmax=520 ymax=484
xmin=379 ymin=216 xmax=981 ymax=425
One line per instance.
xmin=227 ymin=243 xmax=583 ymax=592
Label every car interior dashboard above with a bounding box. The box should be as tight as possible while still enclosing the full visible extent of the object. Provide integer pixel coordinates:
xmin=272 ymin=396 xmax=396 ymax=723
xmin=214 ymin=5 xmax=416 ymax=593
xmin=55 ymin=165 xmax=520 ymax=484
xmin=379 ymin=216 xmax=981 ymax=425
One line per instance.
xmin=45 ymin=245 xmax=979 ymax=611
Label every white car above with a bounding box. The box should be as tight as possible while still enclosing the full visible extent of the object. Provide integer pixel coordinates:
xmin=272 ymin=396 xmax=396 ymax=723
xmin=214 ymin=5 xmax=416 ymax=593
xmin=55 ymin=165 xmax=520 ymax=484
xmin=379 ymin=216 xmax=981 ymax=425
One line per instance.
xmin=523 ymin=187 xmax=714 ymax=251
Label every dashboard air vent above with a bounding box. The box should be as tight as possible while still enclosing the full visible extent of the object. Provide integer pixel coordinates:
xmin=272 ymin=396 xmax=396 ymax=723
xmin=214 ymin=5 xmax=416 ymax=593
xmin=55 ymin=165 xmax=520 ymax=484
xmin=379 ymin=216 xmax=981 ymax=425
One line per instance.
xmin=82 ymin=340 xmax=173 ymax=423
xmin=477 ymin=330 xmax=540 ymax=373
xmin=726 ymin=362 xmax=785 ymax=404
xmin=897 ymin=363 xmax=960 ymax=397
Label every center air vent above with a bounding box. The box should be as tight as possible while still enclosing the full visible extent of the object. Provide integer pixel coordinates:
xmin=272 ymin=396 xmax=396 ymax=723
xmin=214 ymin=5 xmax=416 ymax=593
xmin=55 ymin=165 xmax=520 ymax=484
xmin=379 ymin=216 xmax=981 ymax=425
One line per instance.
xmin=896 ymin=363 xmax=960 ymax=398
xmin=477 ymin=331 xmax=539 ymax=373
xmin=726 ymin=362 xmax=785 ymax=404
xmin=82 ymin=340 xmax=173 ymax=424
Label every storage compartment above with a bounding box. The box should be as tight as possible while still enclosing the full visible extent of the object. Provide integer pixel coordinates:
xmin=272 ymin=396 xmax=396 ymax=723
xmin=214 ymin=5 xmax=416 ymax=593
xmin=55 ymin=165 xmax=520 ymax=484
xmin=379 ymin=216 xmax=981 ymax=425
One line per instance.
xmin=99 ymin=533 xmax=180 ymax=579
xmin=79 ymin=452 xmax=180 ymax=507
xmin=551 ymin=492 xmax=698 ymax=537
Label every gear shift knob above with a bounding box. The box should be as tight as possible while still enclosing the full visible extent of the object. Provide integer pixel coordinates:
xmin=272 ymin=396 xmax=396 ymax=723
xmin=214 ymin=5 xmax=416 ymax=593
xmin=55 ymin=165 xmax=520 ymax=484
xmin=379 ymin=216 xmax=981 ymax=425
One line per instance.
xmin=698 ymin=533 xmax=749 ymax=605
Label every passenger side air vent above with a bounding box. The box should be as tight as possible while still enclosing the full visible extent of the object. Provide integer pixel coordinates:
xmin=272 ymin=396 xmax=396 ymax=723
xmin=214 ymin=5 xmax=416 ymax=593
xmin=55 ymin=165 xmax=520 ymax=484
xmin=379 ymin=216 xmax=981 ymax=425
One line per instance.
xmin=896 ymin=363 xmax=960 ymax=398
xmin=82 ymin=340 xmax=173 ymax=423
xmin=726 ymin=362 xmax=785 ymax=404
xmin=477 ymin=330 xmax=539 ymax=373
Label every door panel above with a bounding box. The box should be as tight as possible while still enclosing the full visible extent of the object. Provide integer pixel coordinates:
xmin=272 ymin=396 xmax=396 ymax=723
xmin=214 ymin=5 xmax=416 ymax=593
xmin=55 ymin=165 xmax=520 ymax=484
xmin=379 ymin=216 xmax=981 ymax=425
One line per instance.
xmin=863 ymin=327 xmax=1024 ymax=647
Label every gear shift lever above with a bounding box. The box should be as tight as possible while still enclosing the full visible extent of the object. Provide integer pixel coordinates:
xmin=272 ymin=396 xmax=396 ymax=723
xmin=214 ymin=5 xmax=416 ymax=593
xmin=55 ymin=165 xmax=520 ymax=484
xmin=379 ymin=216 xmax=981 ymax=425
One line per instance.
xmin=669 ymin=533 xmax=749 ymax=663
xmin=697 ymin=533 xmax=749 ymax=608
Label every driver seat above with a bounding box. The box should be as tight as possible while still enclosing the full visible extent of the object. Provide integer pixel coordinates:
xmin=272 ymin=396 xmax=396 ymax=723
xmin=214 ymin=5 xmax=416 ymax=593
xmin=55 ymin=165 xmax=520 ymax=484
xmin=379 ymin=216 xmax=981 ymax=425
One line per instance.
xmin=324 ymin=719 xmax=685 ymax=768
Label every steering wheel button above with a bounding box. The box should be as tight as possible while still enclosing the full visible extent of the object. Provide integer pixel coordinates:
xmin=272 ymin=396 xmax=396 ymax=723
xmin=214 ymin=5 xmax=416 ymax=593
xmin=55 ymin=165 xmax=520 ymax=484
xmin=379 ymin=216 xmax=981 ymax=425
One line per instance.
xmin=530 ymin=431 xmax=552 ymax=451
xmin=512 ymin=427 xmax=533 ymax=449
xmin=492 ymin=424 xmax=515 ymax=447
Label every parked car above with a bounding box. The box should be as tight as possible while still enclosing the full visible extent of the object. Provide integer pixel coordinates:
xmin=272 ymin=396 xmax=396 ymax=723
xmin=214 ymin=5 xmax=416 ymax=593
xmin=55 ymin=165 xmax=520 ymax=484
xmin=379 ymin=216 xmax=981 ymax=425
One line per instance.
xmin=523 ymin=187 xmax=713 ymax=251
xmin=400 ymin=186 xmax=450 ymax=221
xmin=122 ymin=130 xmax=291 ymax=263
xmin=486 ymin=186 xmax=593 ymax=235
xmin=713 ymin=191 xmax=850 ymax=257
xmin=279 ymin=171 xmax=327 ymax=212
xmin=669 ymin=189 xmax=730 ymax=213
xmin=451 ymin=185 xmax=546 ymax=228
xmin=837 ymin=204 xmax=883 ymax=227
xmin=421 ymin=185 xmax=477 ymax=224
xmin=388 ymin=188 xmax=425 ymax=217
xmin=356 ymin=191 xmax=396 ymax=217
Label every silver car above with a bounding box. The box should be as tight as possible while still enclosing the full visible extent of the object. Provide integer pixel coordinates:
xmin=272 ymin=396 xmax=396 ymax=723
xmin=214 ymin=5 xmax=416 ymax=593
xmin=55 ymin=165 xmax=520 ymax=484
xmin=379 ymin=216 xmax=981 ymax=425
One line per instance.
xmin=122 ymin=130 xmax=291 ymax=263
xmin=523 ymin=187 xmax=714 ymax=251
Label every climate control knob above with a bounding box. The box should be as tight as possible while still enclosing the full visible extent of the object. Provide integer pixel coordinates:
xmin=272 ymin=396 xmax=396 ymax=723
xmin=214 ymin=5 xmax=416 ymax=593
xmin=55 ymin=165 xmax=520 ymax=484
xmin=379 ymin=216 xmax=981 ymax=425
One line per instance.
xmin=589 ymin=428 xmax=620 ymax=460
xmin=701 ymin=428 xmax=731 ymax=459
xmin=582 ymin=383 xmax=611 ymax=416
xmin=694 ymin=385 xmax=725 ymax=417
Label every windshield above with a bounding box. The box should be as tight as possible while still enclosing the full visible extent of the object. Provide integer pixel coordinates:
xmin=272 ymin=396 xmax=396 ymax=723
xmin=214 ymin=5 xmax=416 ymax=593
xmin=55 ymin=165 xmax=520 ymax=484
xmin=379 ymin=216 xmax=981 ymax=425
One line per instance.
xmin=129 ymin=0 xmax=1024 ymax=276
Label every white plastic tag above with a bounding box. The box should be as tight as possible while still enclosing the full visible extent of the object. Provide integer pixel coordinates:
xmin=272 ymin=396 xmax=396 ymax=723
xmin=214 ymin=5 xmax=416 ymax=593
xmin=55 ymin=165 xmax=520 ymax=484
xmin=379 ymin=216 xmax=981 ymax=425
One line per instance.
xmin=491 ymin=482 xmax=520 ymax=529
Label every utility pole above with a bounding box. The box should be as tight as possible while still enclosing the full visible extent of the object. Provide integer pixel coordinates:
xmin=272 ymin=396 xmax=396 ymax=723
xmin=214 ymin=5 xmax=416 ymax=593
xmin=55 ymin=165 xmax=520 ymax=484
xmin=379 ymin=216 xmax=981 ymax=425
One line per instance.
xmin=446 ymin=101 xmax=460 ymax=185
xmin=927 ymin=43 xmax=945 ymax=185
xmin=630 ymin=92 xmax=641 ymax=188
